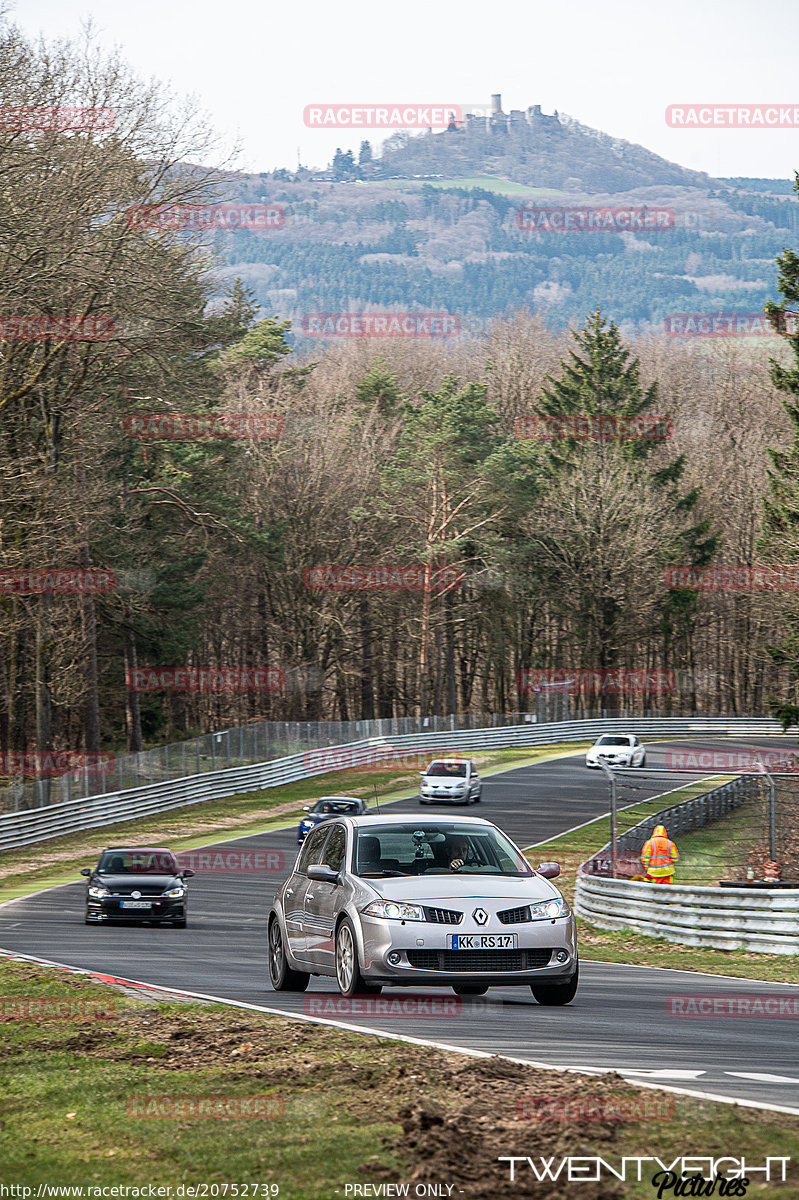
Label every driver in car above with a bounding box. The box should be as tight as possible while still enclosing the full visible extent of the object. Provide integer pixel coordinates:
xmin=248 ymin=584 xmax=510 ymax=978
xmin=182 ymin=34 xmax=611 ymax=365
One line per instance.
xmin=446 ymin=836 xmax=470 ymax=871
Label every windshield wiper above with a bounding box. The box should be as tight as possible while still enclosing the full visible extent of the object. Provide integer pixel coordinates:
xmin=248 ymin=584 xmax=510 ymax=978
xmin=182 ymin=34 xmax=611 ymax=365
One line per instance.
xmin=358 ymin=870 xmax=407 ymax=878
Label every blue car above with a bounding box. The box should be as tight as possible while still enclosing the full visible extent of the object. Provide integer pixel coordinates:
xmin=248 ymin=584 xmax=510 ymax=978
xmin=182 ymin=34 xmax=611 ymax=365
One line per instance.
xmin=297 ymin=796 xmax=367 ymax=843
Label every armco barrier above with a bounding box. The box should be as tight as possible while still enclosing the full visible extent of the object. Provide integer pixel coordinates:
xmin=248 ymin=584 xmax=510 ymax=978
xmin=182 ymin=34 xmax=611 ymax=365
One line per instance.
xmin=575 ymin=775 xmax=799 ymax=953
xmin=0 ymin=716 xmax=795 ymax=852
xmin=575 ymin=874 xmax=799 ymax=954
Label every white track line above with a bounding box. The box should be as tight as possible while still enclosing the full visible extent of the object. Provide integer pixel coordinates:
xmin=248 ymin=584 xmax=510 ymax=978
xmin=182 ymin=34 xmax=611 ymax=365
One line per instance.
xmin=2 ymin=946 xmax=799 ymax=1118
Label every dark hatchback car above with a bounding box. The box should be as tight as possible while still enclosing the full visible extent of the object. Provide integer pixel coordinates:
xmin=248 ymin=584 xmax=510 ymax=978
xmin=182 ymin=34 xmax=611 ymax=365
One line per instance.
xmin=81 ymin=846 xmax=194 ymax=927
xmin=298 ymin=796 xmax=367 ymax=843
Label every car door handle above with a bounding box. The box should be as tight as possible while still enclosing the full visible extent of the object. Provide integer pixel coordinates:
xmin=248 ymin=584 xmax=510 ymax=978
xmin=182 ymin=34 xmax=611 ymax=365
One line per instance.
xmin=305 ymin=892 xmax=314 ymax=900
xmin=285 ymin=888 xmax=293 ymax=896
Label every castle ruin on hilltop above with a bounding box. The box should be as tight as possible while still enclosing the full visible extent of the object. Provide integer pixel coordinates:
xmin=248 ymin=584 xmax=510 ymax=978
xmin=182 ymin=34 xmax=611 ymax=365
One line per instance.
xmin=447 ymin=94 xmax=561 ymax=135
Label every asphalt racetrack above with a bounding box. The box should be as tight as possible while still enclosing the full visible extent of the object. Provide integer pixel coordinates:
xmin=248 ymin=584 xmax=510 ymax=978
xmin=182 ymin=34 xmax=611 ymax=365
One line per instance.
xmin=3 ymin=737 xmax=799 ymax=1113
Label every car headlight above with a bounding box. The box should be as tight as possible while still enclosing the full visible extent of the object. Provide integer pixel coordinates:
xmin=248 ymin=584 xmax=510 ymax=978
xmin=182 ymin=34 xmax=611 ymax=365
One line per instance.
xmin=362 ymin=900 xmax=424 ymax=921
xmin=530 ymin=898 xmax=569 ymax=920
xmin=300 ymin=818 xmax=313 ymax=827
xmin=88 ymin=885 xmax=109 ymax=898
xmin=162 ymin=886 xmax=185 ymax=898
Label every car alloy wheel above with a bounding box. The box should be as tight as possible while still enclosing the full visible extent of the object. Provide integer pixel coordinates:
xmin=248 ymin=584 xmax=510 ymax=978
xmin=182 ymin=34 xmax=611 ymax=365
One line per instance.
xmin=335 ymin=918 xmax=381 ymax=997
xmin=268 ymin=916 xmax=310 ymax=992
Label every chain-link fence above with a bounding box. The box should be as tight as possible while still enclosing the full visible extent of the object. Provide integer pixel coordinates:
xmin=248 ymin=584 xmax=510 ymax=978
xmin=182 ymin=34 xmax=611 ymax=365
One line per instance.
xmin=582 ymin=773 xmax=799 ymax=885
xmin=1 ymin=697 xmax=579 ymax=813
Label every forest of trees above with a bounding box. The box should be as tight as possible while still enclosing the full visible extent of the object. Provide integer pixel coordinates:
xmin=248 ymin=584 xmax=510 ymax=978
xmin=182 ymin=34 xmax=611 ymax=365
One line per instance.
xmin=3 ymin=17 xmax=799 ymax=775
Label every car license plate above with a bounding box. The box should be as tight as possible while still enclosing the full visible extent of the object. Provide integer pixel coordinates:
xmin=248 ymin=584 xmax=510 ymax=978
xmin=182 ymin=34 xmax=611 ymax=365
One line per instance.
xmin=121 ymin=900 xmax=152 ymax=909
xmin=449 ymin=934 xmax=517 ymax=950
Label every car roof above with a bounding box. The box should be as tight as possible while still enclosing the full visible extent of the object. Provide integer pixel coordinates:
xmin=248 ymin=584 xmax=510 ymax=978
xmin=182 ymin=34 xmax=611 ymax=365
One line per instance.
xmin=103 ymin=846 xmax=176 ymax=853
xmin=339 ymin=813 xmax=495 ymax=828
xmin=314 ymin=796 xmax=361 ymax=802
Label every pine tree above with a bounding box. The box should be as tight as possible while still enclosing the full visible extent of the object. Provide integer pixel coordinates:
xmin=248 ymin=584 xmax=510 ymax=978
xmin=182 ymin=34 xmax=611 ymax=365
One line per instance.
xmin=759 ymin=183 xmax=799 ymax=727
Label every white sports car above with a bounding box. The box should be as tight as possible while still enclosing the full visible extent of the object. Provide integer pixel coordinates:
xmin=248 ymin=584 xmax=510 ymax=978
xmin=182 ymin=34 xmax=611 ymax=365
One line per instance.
xmin=585 ymin=734 xmax=646 ymax=769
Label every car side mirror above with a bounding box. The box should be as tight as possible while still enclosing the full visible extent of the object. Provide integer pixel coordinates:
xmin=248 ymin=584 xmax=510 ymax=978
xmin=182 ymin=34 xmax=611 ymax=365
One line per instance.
xmin=80 ymin=868 xmax=91 ymax=877
xmin=181 ymin=868 xmax=195 ymax=878
xmin=307 ymin=864 xmax=340 ymax=884
xmin=537 ymin=862 xmax=561 ymax=879
xmin=302 ymin=805 xmax=311 ymax=812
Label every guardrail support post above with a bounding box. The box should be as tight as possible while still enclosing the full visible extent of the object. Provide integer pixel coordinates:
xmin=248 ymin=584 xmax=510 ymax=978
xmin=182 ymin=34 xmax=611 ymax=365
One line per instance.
xmin=597 ymin=759 xmax=618 ymax=877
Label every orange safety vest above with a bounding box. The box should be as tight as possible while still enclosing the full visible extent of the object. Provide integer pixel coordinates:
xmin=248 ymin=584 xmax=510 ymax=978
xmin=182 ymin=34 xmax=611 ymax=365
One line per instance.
xmin=641 ymin=833 xmax=679 ymax=878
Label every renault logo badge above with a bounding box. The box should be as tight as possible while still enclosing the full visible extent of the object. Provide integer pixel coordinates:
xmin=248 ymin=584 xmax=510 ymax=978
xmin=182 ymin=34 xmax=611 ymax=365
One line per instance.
xmin=472 ymin=908 xmax=488 ymax=925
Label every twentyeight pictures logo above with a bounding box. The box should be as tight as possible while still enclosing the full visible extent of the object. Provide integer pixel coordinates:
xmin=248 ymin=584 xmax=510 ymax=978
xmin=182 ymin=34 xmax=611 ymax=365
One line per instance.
xmin=303 ymin=104 xmax=460 ymax=129
xmin=301 ymin=314 xmax=460 ymax=338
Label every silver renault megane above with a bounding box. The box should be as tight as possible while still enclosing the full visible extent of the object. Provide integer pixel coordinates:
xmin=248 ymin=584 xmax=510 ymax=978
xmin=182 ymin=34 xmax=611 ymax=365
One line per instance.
xmin=268 ymin=814 xmax=577 ymax=1004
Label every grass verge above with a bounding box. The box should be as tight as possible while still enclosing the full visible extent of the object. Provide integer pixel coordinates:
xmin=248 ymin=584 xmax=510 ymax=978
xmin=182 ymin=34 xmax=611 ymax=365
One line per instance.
xmin=527 ymin=779 xmax=799 ymax=984
xmin=3 ymin=957 xmax=799 ymax=1199
xmin=0 ymin=743 xmax=591 ymax=904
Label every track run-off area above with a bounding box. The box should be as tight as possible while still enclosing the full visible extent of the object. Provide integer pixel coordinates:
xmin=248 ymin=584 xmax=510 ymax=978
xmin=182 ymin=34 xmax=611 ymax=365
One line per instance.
xmin=2 ymin=736 xmax=799 ymax=1114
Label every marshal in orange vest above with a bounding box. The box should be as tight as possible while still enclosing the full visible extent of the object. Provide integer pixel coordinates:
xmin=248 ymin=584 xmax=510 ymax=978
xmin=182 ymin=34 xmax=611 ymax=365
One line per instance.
xmin=641 ymin=825 xmax=679 ymax=884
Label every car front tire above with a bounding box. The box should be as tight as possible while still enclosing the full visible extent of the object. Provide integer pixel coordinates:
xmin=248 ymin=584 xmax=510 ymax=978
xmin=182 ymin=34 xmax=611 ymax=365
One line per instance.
xmin=531 ymin=961 xmax=579 ymax=1006
xmin=335 ymin=918 xmax=382 ymax=998
xmin=268 ymin=916 xmax=310 ymax=992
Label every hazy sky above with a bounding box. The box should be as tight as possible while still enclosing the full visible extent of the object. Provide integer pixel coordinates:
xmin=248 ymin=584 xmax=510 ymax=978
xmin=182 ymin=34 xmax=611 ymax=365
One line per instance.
xmin=12 ymin=0 xmax=799 ymax=180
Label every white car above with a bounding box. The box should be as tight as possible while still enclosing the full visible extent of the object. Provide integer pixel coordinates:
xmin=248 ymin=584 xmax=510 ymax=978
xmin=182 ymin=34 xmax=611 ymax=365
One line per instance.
xmin=419 ymin=759 xmax=482 ymax=804
xmin=585 ymin=734 xmax=646 ymax=769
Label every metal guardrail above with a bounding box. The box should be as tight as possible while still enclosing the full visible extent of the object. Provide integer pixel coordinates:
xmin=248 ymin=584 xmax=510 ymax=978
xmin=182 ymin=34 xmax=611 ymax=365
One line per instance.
xmin=0 ymin=716 xmax=795 ymax=852
xmin=575 ymin=775 xmax=799 ymax=954
xmin=575 ymin=875 xmax=799 ymax=954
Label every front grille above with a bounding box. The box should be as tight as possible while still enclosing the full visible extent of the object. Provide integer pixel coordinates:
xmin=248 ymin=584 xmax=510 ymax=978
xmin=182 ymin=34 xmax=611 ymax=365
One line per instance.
xmin=407 ymin=949 xmax=553 ymax=972
xmin=497 ymin=905 xmax=531 ymax=924
xmin=424 ymin=906 xmax=463 ymax=925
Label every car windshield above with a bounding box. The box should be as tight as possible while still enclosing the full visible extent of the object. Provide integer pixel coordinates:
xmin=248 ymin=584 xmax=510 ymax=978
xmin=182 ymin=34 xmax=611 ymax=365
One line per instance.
xmin=597 ymin=737 xmax=632 ymax=747
xmin=425 ymin=762 xmax=467 ymax=777
xmin=312 ymin=799 xmax=359 ymax=814
xmin=97 ymin=851 xmax=177 ymax=874
xmin=354 ymin=823 xmax=532 ymax=877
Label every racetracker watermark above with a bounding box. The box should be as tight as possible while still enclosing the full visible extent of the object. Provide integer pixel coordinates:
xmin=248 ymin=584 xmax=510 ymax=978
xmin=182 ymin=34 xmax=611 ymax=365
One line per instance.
xmin=0 ymin=106 xmax=114 ymax=132
xmin=0 ymin=569 xmax=114 ymax=594
xmin=516 ymin=206 xmax=675 ymax=232
xmin=175 ymin=849 xmax=285 ymax=873
xmin=301 ymin=313 xmax=460 ymax=338
xmin=668 ymin=994 xmax=799 ymax=1017
xmin=516 ymin=1095 xmax=675 ymax=1122
xmin=127 ymin=1095 xmax=284 ymax=1118
xmin=665 ymin=565 xmax=799 ymax=590
xmin=515 ymin=414 xmax=673 ymax=442
xmin=303 ymin=104 xmax=461 ymax=129
xmin=0 ymin=315 xmax=113 ymax=341
xmin=0 ymin=997 xmax=116 ymax=1021
xmin=0 ymin=752 xmax=115 ymax=778
xmin=304 ymin=994 xmax=468 ymax=1017
xmin=664 ymin=313 xmax=797 ymax=337
xmin=302 ymin=746 xmax=460 ymax=774
xmin=125 ymin=203 xmax=284 ymax=231
xmin=666 ymin=749 xmax=799 ymax=773
xmin=304 ymin=565 xmax=463 ymax=592
xmin=517 ymin=669 xmax=674 ymax=695
xmin=125 ymin=667 xmax=285 ymax=692
xmin=122 ymin=414 xmax=283 ymax=440
xmin=667 ymin=104 xmax=799 ymax=128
